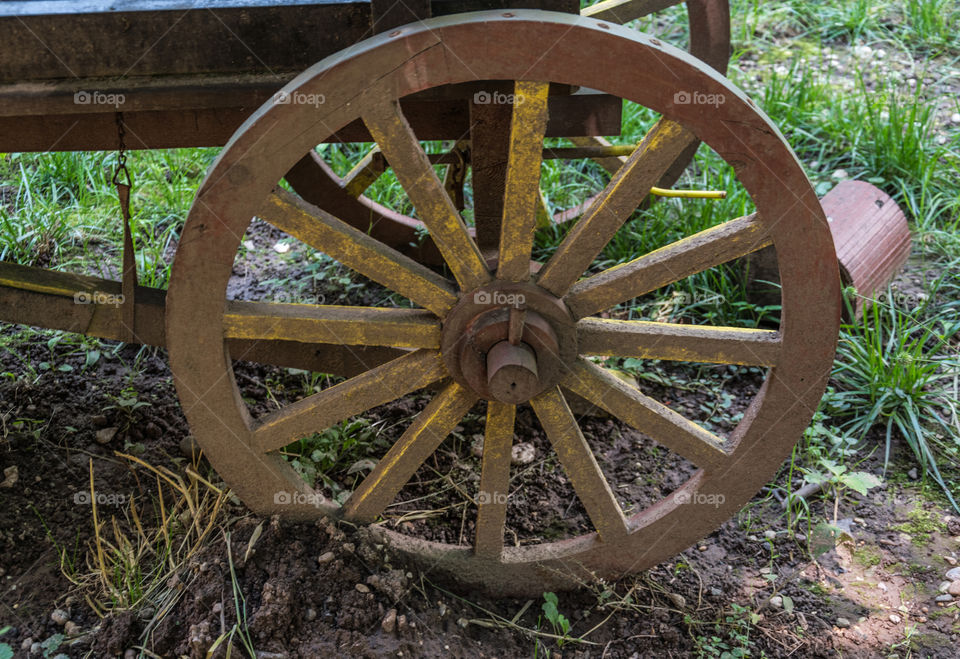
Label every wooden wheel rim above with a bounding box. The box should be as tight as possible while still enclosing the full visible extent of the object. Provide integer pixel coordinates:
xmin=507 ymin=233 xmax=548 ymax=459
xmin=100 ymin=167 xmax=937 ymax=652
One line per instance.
xmin=166 ymin=10 xmax=840 ymax=596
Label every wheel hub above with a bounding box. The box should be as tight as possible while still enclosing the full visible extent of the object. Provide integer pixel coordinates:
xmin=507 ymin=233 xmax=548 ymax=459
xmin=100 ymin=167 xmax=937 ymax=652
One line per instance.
xmin=441 ymin=282 xmax=578 ymax=403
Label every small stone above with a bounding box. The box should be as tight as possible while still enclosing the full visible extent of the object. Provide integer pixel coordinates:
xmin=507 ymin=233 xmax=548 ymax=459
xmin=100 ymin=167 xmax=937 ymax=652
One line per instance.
xmin=854 ymin=517 xmax=866 ymax=526
xmin=889 ymin=614 xmax=902 ymax=624
xmin=397 ymin=614 xmax=408 ymax=632
xmin=64 ymin=621 xmax=81 ymax=635
xmin=306 ymin=607 xmax=317 ymax=621
xmin=511 ymin=442 xmax=535 ymax=465
xmin=95 ymin=427 xmax=119 ymax=444
xmin=922 ymin=606 xmax=929 ymax=613
xmin=21 ymin=638 xmax=32 ymax=651
xmin=317 ymin=551 xmax=335 ymax=564
xmin=946 ymin=567 xmax=960 ymax=580
xmin=698 ymin=545 xmax=708 ymax=552
xmin=832 ymin=169 xmax=848 ymax=180
xmin=935 ymin=594 xmax=953 ymax=603
xmin=51 ymin=608 xmax=70 ymax=625
xmin=470 ymin=435 xmax=484 ymax=458
xmin=948 ymin=581 xmax=960 ymax=596
xmin=179 ymin=435 xmax=200 ymax=458
xmin=836 ymin=617 xmax=851 ymax=628
xmin=273 ymin=241 xmax=290 ymax=254
xmin=709 ymin=588 xmax=722 ymax=597
xmin=355 ymin=583 xmax=370 ymax=593
xmin=382 ymin=609 xmax=397 ymax=633
xmin=125 ymin=650 xmax=138 ymax=659
xmin=952 ymin=113 xmax=960 ymax=124
xmin=908 ymin=467 xmax=918 ymax=480
xmin=795 ymin=533 xmax=807 ymax=543
xmin=31 ymin=643 xmax=42 ymax=655
xmin=243 ymin=240 xmax=256 ymax=251
xmin=764 ymin=530 xmax=776 ymax=540
xmin=212 ymin=602 xmax=223 ymax=614
xmin=0 ymin=465 xmax=18 ymax=488
xmin=878 ymin=582 xmax=888 ymax=592
xmin=438 ymin=602 xmax=447 ymax=617
xmin=946 ymin=556 xmax=957 ymax=566
xmin=667 ymin=593 xmax=685 ymax=608
xmin=342 ymin=543 xmax=355 ymax=554
xmin=770 ymin=595 xmax=783 ymax=608
xmin=91 ymin=414 xmax=108 ymax=427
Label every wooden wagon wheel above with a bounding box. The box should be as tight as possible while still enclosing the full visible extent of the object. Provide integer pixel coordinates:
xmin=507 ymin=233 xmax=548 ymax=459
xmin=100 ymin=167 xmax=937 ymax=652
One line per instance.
xmin=166 ymin=10 xmax=840 ymax=595
xmin=282 ymin=0 xmax=731 ymax=259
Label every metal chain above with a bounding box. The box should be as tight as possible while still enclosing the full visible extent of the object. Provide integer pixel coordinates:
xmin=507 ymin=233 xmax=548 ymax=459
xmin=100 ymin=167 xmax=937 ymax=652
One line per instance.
xmin=113 ymin=112 xmax=137 ymax=343
xmin=112 ymin=112 xmax=132 ymax=188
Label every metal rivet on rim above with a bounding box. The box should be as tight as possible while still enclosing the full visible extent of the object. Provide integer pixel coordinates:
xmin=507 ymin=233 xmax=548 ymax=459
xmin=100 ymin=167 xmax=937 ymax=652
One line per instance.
xmin=502 ymin=12 xmax=514 ymax=17
xmin=389 ymin=30 xmax=402 ymax=37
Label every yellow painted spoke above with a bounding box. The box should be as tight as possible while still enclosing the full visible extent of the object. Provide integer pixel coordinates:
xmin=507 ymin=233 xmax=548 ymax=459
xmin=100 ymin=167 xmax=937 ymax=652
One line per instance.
xmin=343 ymin=381 xmax=478 ymax=523
xmin=342 ymin=146 xmax=387 ymax=198
xmin=562 ymin=359 xmax=728 ymax=471
xmin=531 ymin=387 xmax=629 ymax=542
xmin=565 ymin=213 xmax=770 ymax=319
xmin=253 ymin=350 xmax=446 ymax=453
xmin=497 ymin=81 xmax=551 ymax=282
xmin=538 ymin=119 xmax=696 ymax=297
xmin=259 ymin=189 xmax=457 ymax=316
xmin=362 ymin=98 xmax=490 ymax=291
xmin=474 ymin=401 xmax=516 ymax=559
xmin=582 ymin=0 xmax=683 ymax=24
xmin=224 ymin=301 xmax=439 ymax=349
xmin=578 ymin=318 xmax=780 ymax=366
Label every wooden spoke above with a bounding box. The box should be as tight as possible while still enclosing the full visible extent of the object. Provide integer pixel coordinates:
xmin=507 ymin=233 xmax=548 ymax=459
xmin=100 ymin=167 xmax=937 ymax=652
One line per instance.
xmin=253 ymin=349 xmax=446 ymax=453
xmin=582 ymin=0 xmax=683 ymax=24
xmin=224 ymin=301 xmax=439 ymax=349
xmin=497 ymin=81 xmax=551 ymax=282
xmin=537 ymin=119 xmax=695 ymax=296
xmin=562 ymin=359 xmax=728 ymax=471
xmin=578 ymin=317 xmax=780 ymax=366
xmin=343 ymin=381 xmax=478 ymax=523
xmin=531 ymin=387 xmax=629 ymax=542
xmin=474 ymin=401 xmax=516 ymax=559
xmin=342 ymin=146 xmax=387 ymax=198
xmin=259 ymin=189 xmax=457 ymax=316
xmin=362 ymin=98 xmax=490 ymax=291
xmin=474 ymin=402 xmax=516 ymax=556
xmin=565 ymin=213 xmax=770 ymax=319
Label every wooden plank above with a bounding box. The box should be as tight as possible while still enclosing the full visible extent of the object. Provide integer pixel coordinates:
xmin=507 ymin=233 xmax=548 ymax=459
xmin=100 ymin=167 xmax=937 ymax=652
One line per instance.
xmin=578 ymin=317 xmax=780 ymax=366
xmin=566 ymin=214 xmax=771 ymax=319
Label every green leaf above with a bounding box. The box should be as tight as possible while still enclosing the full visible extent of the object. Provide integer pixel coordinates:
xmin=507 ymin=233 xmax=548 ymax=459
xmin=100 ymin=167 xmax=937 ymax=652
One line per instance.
xmin=0 ymin=645 xmax=12 ymax=659
xmin=781 ymin=595 xmax=794 ymax=613
xmin=840 ymin=471 xmax=882 ymax=496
